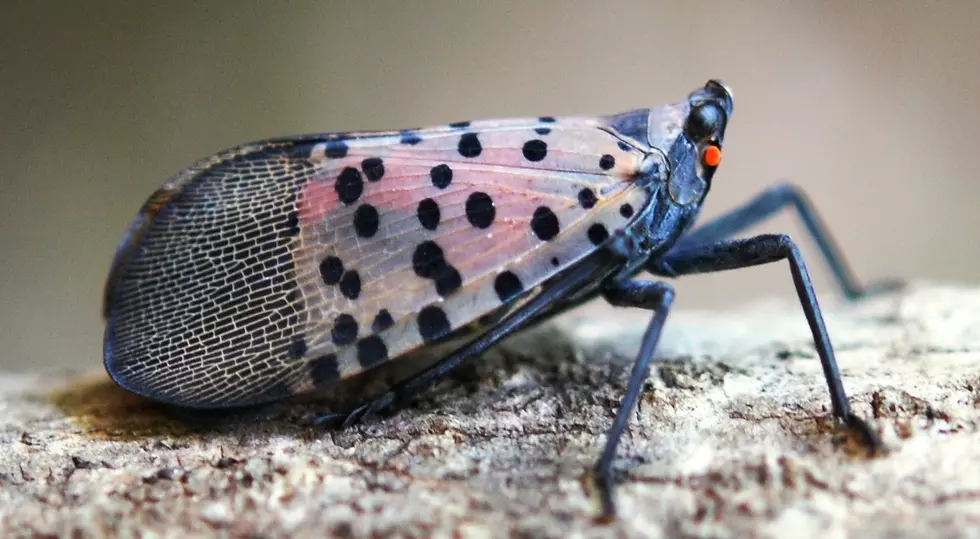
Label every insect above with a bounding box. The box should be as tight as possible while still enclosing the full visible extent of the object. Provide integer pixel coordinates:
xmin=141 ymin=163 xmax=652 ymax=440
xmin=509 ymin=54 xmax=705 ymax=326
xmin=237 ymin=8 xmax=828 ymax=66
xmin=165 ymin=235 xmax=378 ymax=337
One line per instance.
xmin=103 ymin=80 xmax=896 ymax=518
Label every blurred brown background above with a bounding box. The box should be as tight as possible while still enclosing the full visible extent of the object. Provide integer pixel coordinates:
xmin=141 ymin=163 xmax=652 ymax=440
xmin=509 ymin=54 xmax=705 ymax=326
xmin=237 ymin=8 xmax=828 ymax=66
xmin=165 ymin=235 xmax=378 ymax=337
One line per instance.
xmin=2 ymin=1 xmax=978 ymax=372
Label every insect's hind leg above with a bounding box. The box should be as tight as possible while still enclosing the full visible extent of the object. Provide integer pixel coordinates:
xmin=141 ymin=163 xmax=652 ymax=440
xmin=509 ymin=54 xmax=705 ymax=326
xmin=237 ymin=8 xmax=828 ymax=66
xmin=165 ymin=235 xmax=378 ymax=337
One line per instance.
xmin=590 ymin=279 xmax=675 ymax=520
xmin=655 ymin=233 xmax=880 ymax=445
xmin=650 ymin=182 xmax=901 ymax=300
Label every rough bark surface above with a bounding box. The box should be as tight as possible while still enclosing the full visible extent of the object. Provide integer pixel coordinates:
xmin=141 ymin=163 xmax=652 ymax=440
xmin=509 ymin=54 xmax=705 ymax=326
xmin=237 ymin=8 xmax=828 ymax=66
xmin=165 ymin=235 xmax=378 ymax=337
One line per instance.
xmin=3 ymin=283 xmax=980 ymax=538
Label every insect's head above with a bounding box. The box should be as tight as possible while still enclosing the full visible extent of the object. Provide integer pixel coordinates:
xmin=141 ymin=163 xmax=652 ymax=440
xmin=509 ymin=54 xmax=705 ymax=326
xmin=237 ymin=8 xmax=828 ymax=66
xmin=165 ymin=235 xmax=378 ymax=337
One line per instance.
xmin=643 ymin=80 xmax=733 ymax=206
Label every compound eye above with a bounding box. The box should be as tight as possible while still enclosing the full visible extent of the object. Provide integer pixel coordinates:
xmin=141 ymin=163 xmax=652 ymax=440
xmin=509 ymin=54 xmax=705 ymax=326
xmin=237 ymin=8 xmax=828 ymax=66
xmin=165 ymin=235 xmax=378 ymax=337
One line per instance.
xmin=685 ymin=102 xmax=725 ymax=141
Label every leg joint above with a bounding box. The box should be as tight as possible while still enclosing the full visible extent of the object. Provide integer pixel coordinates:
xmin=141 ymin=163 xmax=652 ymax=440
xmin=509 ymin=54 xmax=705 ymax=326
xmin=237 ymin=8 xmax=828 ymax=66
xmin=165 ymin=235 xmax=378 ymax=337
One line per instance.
xmin=601 ymin=280 xmax=674 ymax=310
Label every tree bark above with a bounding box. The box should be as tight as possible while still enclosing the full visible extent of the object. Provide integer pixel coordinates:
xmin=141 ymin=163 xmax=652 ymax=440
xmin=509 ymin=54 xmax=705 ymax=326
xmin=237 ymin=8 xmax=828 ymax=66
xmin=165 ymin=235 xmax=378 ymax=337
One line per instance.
xmin=2 ymin=283 xmax=979 ymax=538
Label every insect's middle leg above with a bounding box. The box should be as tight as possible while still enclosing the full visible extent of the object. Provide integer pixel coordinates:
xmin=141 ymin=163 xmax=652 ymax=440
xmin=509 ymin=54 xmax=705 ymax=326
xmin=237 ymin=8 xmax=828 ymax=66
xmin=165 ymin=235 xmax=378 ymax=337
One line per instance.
xmin=591 ymin=279 xmax=675 ymax=518
xmin=649 ymin=182 xmax=901 ymax=300
xmin=652 ymin=233 xmax=879 ymax=446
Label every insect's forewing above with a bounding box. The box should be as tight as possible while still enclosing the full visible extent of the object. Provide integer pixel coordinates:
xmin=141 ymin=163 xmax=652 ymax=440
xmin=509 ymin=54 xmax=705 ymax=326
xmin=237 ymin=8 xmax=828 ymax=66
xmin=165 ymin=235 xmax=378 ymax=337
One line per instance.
xmin=104 ymin=116 xmax=653 ymax=408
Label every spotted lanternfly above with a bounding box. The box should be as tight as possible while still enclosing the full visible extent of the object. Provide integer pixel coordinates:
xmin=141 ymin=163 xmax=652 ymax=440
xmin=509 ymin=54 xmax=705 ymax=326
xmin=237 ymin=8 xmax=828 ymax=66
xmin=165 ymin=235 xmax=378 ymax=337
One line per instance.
xmin=103 ymin=80 xmax=896 ymax=518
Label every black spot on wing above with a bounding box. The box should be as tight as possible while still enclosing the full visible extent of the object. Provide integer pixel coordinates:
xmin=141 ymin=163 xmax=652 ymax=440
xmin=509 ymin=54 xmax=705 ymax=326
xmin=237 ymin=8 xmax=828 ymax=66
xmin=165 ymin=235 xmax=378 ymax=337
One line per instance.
xmin=412 ymin=240 xmax=462 ymax=297
xmin=310 ymin=354 xmax=340 ymax=390
xmin=494 ymin=271 xmax=524 ymax=303
xmin=331 ymin=314 xmax=358 ymax=346
xmin=430 ymin=164 xmax=453 ymax=189
xmin=599 ymin=154 xmax=615 ymax=171
xmin=457 ymin=133 xmax=482 ymax=158
xmin=587 ymin=223 xmax=610 ymax=245
xmin=339 ymin=270 xmax=361 ymax=300
xmin=465 ymin=192 xmax=495 ymax=229
xmin=435 ymin=268 xmax=462 ymax=297
xmin=319 ymin=256 xmax=343 ymax=285
xmin=578 ymin=188 xmax=597 ymax=209
xmin=353 ymin=204 xmax=379 ymax=238
xmin=372 ymin=309 xmax=395 ymax=333
xmin=356 ymin=335 xmax=388 ymax=368
xmin=335 ymin=167 xmax=363 ymax=205
xmin=522 ymin=139 xmax=547 ymax=162
xmin=531 ymin=206 xmax=560 ymax=241
xmin=361 ymin=157 xmax=384 ymax=182
xmin=418 ymin=305 xmax=451 ymax=343
xmin=417 ymin=198 xmax=440 ymax=230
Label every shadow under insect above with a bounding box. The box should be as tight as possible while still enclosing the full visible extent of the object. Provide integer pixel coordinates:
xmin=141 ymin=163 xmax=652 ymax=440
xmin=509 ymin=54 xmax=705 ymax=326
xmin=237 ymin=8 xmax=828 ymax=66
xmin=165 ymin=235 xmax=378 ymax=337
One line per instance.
xmin=49 ymin=372 xmax=203 ymax=441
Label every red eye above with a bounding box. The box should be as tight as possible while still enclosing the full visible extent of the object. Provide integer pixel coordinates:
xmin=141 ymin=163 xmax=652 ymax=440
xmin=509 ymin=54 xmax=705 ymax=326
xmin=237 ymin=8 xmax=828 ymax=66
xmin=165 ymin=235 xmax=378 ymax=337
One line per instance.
xmin=702 ymin=145 xmax=722 ymax=167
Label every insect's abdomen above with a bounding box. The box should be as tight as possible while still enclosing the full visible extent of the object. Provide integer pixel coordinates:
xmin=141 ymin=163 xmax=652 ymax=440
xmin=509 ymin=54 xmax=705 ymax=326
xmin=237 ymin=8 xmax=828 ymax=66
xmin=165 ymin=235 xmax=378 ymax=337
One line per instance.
xmin=104 ymin=143 xmax=315 ymax=407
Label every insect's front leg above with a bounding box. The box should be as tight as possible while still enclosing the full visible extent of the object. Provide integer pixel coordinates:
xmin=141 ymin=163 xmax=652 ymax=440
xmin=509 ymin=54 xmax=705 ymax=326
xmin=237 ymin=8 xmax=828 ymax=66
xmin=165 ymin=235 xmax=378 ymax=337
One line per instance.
xmin=653 ymin=233 xmax=881 ymax=449
xmin=648 ymin=182 xmax=902 ymax=300
xmin=590 ymin=279 xmax=675 ymax=520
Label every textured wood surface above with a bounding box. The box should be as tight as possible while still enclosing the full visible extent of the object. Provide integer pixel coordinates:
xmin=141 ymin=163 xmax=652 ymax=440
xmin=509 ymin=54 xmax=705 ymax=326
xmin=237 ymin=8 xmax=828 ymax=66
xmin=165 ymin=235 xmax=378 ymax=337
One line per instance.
xmin=2 ymin=283 xmax=980 ymax=538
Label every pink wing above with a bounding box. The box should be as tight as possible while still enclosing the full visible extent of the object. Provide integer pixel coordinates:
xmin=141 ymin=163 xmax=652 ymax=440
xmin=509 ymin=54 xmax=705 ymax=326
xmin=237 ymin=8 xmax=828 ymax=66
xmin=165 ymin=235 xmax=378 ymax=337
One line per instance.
xmin=291 ymin=118 xmax=651 ymax=393
xmin=104 ymin=116 xmax=653 ymax=407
